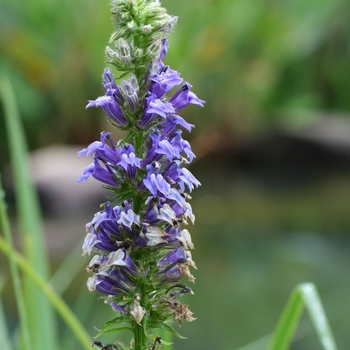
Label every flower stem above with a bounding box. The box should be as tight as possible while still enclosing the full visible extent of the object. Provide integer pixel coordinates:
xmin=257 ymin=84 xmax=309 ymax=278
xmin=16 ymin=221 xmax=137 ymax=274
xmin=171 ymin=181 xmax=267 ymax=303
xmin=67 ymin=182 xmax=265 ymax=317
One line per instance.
xmin=134 ymin=320 xmax=146 ymax=350
xmin=133 ymin=130 xmax=144 ymax=214
xmin=134 ymin=130 xmax=144 ymax=158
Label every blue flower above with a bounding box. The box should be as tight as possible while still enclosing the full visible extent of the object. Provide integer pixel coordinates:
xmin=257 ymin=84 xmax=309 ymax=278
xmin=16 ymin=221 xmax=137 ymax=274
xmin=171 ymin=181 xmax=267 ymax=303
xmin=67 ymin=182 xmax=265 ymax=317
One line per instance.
xmin=87 ymin=69 xmax=128 ymax=128
xmin=79 ymin=0 xmax=204 ymax=341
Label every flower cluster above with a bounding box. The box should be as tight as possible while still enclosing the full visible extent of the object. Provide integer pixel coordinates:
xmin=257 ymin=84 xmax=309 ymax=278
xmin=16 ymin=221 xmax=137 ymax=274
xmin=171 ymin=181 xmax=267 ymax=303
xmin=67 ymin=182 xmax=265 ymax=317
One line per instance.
xmin=78 ymin=1 xmax=204 ymax=348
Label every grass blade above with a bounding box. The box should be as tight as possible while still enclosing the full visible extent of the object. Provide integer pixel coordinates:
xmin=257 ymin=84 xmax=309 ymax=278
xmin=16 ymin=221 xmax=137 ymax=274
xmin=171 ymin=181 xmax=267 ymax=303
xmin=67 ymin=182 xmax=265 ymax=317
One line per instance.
xmin=60 ymin=285 xmax=95 ymax=349
xmin=235 ymin=335 xmax=271 ymax=350
xmin=268 ymin=286 xmax=304 ymax=350
xmin=299 ymin=283 xmax=338 ymax=350
xmin=268 ymin=282 xmax=338 ymax=350
xmin=0 ymin=74 xmax=59 ymax=350
xmin=0 ymin=298 xmax=12 ymax=350
xmin=49 ymin=238 xmax=86 ymax=295
xmin=0 ymin=178 xmax=32 ymax=350
xmin=0 ymin=233 xmax=92 ymax=350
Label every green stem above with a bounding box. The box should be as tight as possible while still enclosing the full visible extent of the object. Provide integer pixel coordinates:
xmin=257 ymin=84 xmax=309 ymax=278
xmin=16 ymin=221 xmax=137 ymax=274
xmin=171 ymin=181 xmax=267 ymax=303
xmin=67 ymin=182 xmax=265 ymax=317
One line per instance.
xmin=133 ymin=130 xmax=144 ymax=213
xmin=133 ymin=276 xmax=147 ymax=350
xmin=134 ymin=130 xmax=144 ymax=158
xmin=133 ymin=194 xmax=141 ymax=215
xmin=134 ymin=321 xmax=146 ymax=350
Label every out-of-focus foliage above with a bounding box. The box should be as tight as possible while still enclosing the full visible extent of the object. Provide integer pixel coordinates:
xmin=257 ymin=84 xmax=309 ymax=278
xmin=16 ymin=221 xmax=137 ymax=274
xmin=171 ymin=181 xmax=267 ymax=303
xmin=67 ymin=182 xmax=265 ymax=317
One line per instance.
xmin=164 ymin=0 xmax=350 ymax=133
xmin=0 ymin=0 xmax=110 ymax=162
xmin=1 ymin=0 xmax=350 ymax=159
xmin=1 ymin=1 xmax=350 ymax=349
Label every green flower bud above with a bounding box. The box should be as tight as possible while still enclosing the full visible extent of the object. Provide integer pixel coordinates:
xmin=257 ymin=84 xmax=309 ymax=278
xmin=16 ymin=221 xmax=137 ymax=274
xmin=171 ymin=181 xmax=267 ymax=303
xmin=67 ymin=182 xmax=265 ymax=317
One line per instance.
xmin=146 ymin=39 xmax=162 ymax=58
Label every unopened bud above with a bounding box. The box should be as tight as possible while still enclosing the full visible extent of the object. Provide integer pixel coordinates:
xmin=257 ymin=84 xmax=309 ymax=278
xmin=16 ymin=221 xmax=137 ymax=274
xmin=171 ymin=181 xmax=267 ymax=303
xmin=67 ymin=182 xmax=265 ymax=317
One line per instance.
xmin=115 ymin=38 xmax=132 ymax=66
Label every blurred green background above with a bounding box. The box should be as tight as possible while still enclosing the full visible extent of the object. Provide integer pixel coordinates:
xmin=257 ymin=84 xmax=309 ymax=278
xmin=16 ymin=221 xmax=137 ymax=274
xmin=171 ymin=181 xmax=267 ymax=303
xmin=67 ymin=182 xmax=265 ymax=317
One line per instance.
xmin=1 ymin=0 xmax=350 ymax=349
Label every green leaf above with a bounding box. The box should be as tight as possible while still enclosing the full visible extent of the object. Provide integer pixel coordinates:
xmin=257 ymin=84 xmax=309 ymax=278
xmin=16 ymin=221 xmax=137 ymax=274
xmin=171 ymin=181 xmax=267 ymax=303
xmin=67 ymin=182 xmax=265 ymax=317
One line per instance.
xmin=268 ymin=282 xmax=338 ymax=350
xmin=299 ymin=283 xmax=338 ymax=350
xmin=49 ymin=238 xmax=87 ymax=295
xmin=154 ymin=322 xmax=186 ymax=340
xmin=0 ymin=282 xmax=13 ymax=350
xmin=96 ymin=326 xmax=133 ymax=337
xmin=235 ymin=335 xmax=271 ymax=350
xmin=60 ymin=285 xmax=95 ymax=349
xmin=149 ymin=323 xmax=173 ymax=349
xmin=0 ymin=74 xmax=58 ymax=350
xmin=95 ymin=316 xmax=132 ymax=337
xmin=0 ymin=175 xmax=32 ymax=350
xmin=148 ymin=333 xmax=172 ymax=347
xmin=0 ymin=234 xmax=92 ymax=350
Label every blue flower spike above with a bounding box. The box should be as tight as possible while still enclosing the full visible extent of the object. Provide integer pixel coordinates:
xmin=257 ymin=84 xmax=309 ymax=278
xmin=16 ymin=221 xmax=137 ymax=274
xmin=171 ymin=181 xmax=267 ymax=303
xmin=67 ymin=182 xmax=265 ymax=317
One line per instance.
xmin=78 ymin=1 xmax=204 ymax=349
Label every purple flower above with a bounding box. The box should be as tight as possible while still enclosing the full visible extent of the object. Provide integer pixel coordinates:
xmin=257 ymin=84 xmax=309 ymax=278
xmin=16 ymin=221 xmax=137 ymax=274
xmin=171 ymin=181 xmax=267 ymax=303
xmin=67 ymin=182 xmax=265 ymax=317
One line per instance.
xmin=159 ymin=38 xmax=169 ymax=61
xmin=146 ymin=99 xmax=175 ymax=119
xmin=117 ymin=209 xmax=140 ymax=229
xmin=170 ymin=82 xmax=205 ymax=110
xmin=121 ymin=74 xmax=139 ymax=112
xmin=178 ymin=168 xmax=201 ymax=192
xmin=86 ymin=249 xmax=139 ymax=298
xmin=78 ymin=132 xmax=117 ymax=164
xmin=149 ymin=66 xmax=183 ymax=98
xmin=79 ymin=8 xmax=203 ymax=333
xmin=77 ymin=156 xmax=120 ymax=187
xmin=157 ymin=245 xmax=193 ymax=283
xmin=143 ymin=164 xmax=171 ymax=198
xmin=155 ymin=139 xmax=181 ymax=161
xmin=168 ymin=130 xmax=195 ymax=163
xmin=86 ymin=69 xmax=128 ymax=128
xmin=161 ymin=114 xmax=194 ymax=135
xmin=117 ymin=151 xmax=141 ymax=179
xmin=102 ymin=67 xmax=120 ymax=92
xmin=78 ymin=132 xmax=142 ymax=183
xmin=87 ymin=93 xmax=128 ymax=127
xmin=83 ymin=203 xmax=141 ymax=253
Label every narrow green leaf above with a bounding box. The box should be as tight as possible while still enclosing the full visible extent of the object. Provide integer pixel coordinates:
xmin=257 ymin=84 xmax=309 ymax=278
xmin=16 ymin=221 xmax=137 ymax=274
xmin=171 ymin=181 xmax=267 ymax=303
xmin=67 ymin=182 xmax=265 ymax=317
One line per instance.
xmin=60 ymin=285 xmax=95 ymax=349
xmin=0 ymin=179 xmax=32 ymax=350
xmin=299 ymin=283 xmax=338 ymax=350
xmin=95 ymin=316 xmax=132 ymax=337
xmin=0 ymin=282 xmax=14 ymax=350
xmin=269 ymin=283 xmax=338 ymax=350
xmin=0 ymin=235 xmax=92 ymax=350
xmin=146 ymin=333 xmax=172 ymax=347
xmin=0 ymin=74 xmax=59 ymax=350
xmin=154 ymin=322 xmax=186 ymax=340
xmin=96 ymin=326 xmax=133 ymax=336
xmin=268 ymin=286 xmax=304 ymax=350
xmin=49 ymin=238 xmax=86 ymax=295
xmin=235 ymin=335 xmax=271 ymax=350
xmin=100 ymin=316 xmax=129 ymax=329
xmin=155 ymin=327 xmax=173 ymax=349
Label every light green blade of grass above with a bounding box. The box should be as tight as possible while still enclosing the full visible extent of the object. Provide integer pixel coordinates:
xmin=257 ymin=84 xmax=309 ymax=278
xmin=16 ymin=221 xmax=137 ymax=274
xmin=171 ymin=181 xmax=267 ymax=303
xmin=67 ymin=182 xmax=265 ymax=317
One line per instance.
xmin=50 ymin=241 xmax=95 ymax=349
xmin=299 ymin=283 xmax=338 ymax=350
xmin=268 ymin=282 xmax=338 ymax=350
xmin=268 ymin=286 xmax=304 ymax=350
xmin=0 ymin=299 xmax=12 ymax=350
xmin=0 ymin=178 xmax=32 ymax=350
xmin=0 ymin=280 xmax=14 ymax=350
xmin=49 ymin=238 xmax=87 ymax=295
xmin=0 ymin=74 xmax=58 ymax=350
xmin=235 ymin=335 xmax=271 ymax=350
xmin=60 ymin=285 xmax=95 ymax=349
xmin=0 ymin=233 xmax=92 ymax=350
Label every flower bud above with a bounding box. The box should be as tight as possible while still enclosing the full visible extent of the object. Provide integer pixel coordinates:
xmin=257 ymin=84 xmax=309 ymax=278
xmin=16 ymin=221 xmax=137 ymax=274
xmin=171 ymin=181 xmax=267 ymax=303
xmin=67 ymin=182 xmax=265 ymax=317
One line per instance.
xmin=115 ymin=38 xmax=133 ymax=67
xmin=121 ymin=74 xmax=139 ymax=112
